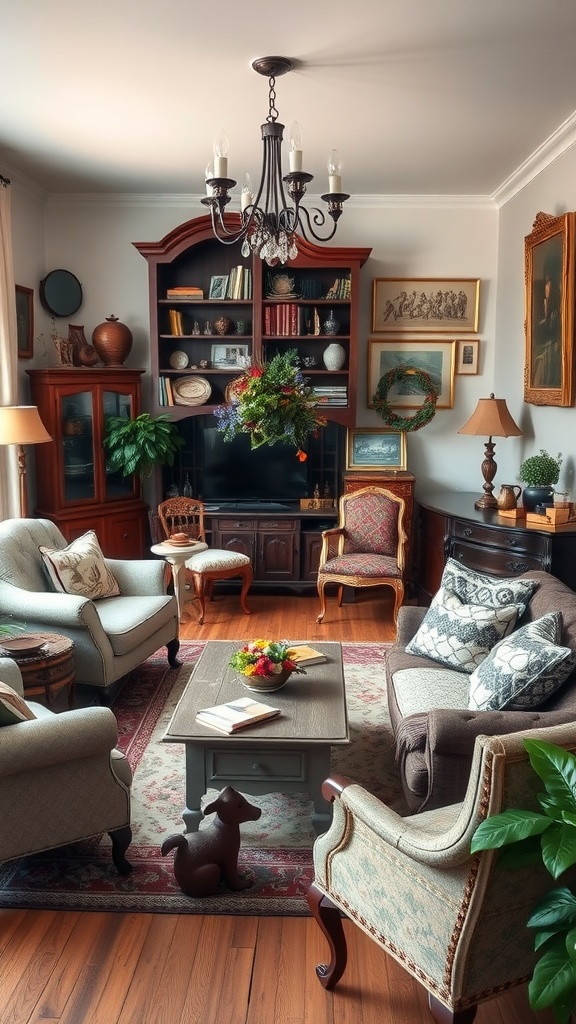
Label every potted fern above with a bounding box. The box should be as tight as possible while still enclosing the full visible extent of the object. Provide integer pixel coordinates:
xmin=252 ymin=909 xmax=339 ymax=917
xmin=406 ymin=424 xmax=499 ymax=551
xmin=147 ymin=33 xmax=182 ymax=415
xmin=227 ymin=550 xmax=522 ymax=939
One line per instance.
xmin=103 ymin=413 xmax=184 ymax=480
xmin=518 ymin=449 xmax=563 ymax=512
xmin=472 ymin=738 xmax=576 ymax=1023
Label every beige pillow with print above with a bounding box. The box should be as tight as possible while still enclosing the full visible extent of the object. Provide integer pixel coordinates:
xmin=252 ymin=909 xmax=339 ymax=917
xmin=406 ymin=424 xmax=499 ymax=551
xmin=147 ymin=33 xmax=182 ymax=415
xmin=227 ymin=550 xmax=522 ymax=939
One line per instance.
xmin=39 ymin=530 xmax=121 ymax=600
xmin=0 ymin=681 xmax=36 ymax=726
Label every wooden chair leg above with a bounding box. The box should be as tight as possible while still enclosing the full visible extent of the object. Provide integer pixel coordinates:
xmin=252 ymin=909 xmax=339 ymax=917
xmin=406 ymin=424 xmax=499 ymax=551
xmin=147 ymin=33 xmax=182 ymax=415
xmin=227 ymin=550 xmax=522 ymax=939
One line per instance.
xmin=316 ymin=578 xmax=327 ymax=623
xmin=306 ymin=883 xmax=348 ymax=990
xmin=191 ymin=574 xmax=206 ymax=625
xmin=336 ymin=584 xmax=345 ymax=607
xmin=428 ymin=993 xmax=477 ymax=1023
xmin=238 ymin=565 xmax=253 ymax=615
xmin=392 ymin=580 xmax=404 ymax=626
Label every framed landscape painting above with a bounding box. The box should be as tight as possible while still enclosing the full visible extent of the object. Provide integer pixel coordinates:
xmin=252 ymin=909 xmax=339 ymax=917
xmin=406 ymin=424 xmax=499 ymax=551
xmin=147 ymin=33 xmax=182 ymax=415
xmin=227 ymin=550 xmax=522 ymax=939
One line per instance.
xmin=368 ymin=338 xmax=455 ymax=409
xmin=524 ymin=210 xmax=575 ymax=407
xmin=372 ymin=277 xmax=480 ymax=334
xmin=346 ymin=428 xmax=407 ymax=471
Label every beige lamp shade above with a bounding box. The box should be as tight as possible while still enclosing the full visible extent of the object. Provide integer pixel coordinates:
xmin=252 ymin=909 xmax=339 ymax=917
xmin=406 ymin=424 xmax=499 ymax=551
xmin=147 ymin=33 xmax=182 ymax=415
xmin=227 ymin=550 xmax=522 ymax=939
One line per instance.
xmin=0 ymin=405 xmax=52 ymax=517
xmin=458 ymin=394 xmax=522 ymax=510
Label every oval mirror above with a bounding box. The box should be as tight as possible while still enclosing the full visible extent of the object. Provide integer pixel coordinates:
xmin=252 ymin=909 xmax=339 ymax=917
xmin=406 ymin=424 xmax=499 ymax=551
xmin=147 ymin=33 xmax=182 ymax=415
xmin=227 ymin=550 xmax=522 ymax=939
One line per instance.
xmin=40 ymin=269 xmax=83 ymax=317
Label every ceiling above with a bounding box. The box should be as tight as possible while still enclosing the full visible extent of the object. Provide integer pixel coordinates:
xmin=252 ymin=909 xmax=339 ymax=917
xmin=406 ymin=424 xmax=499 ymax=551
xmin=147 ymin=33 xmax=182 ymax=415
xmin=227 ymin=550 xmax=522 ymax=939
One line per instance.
xmin=2 ymin=0 xmax=576 ymax=200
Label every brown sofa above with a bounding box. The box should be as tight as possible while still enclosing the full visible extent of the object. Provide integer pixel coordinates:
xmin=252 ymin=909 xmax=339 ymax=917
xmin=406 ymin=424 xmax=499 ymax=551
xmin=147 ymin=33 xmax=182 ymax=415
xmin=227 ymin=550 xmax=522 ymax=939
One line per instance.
xmin=386 ymin=570 xmax=576 ymax=813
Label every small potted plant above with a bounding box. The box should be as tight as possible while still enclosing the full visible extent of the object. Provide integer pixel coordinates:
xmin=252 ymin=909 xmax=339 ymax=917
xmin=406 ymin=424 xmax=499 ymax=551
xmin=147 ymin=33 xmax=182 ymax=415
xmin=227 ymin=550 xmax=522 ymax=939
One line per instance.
xmin=103 ymin=412 xmax=184 ymax=480
xmin=229 ymin=639 xmax=306 ymax=693
xmin=518 ymin=448 xmax=562 ymax=512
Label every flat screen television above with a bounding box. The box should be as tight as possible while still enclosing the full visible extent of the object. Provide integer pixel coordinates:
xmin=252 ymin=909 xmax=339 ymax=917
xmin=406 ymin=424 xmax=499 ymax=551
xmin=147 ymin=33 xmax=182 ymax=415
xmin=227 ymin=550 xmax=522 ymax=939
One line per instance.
xmin=201 ymin=427 xmax=309 ymax=507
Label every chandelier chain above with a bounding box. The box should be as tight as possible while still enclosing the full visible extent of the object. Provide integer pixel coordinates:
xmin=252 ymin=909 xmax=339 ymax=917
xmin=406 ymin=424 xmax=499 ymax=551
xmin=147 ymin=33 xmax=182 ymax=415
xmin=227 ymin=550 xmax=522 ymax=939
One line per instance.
xmin=267 ymin=77 xmax=279 ymax=123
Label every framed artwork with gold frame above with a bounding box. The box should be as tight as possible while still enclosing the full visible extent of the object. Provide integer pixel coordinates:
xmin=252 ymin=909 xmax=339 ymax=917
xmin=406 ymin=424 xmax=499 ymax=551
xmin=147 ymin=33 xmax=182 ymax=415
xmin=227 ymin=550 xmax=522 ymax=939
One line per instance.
xmin=372 ymin=278 xmax=480 ymax=333
xmin=368 ymin=338 xmax=455 ymax=409
xmin=524 ymin=210 xmax=575 ymax=407
xmin=346 ymin=428 xmax=407 ymax=471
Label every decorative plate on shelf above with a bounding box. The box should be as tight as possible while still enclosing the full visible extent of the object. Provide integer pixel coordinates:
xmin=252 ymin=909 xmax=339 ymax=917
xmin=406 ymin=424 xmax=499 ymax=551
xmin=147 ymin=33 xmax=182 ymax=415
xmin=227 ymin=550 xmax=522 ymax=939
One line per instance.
xmin=172 ymin=376 xmax=212 ymax=406
xmin=224 ymin=377 xmax=244 ymax=404
xmin=0 ymin=636 xmax=47 ymax=657
xmin=169 ymin=350 xmax=189 ymax=370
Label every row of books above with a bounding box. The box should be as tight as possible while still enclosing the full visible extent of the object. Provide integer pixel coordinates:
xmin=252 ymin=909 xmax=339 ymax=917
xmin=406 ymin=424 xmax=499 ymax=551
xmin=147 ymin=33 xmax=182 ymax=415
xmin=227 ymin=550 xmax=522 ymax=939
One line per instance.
xmin=314 ymin=385 xmax=348 ymax=406
xmin=325 ymin=276 xmax=352 ymax=300
xmin=168 ymin=308 xmax=185 ymax=335
xmin=226 ymin=265 xmax=252 ymax=300
xmin=158 ymin=376 xmax=175 ymax=406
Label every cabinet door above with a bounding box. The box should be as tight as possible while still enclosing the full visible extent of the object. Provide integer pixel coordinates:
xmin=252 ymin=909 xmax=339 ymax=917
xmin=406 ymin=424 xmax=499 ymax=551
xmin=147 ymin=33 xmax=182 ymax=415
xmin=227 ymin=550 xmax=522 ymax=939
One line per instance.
xmin=214 ymin=527 xmax=256 ymax=562
xmin=60 ymin=390 xmax=96 ymax=504
xmin=258 ymin=531 xmax=298 ymax=580
xmin=302 ymin=531 xmax=323 ymax=580
xmin=103 ymin=510 xmax=147 ymax=560
xmin=102 ymin=388 xmax=138 ymax=501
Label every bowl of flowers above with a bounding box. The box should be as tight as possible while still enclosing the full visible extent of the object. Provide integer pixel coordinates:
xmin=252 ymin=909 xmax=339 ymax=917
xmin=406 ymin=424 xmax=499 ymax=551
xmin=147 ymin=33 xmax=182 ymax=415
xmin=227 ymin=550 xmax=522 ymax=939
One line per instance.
xmin=229 ymin=639 xmax=305 ymax=692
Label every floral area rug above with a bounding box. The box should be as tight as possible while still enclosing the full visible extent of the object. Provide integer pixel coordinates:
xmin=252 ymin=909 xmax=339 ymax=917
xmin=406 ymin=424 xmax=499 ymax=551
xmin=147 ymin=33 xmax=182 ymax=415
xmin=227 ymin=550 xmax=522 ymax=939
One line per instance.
xmin=0 ymin=641 xmax=402 ymax=916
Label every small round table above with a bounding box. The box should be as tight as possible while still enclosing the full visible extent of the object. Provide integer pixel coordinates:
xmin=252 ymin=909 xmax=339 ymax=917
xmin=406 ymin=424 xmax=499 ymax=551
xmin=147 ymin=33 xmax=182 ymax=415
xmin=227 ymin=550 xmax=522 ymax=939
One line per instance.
xmin=151 ymin=540 xmax=209 ymax=623
xmin=13 ymin=632 xmax=75 ymax=707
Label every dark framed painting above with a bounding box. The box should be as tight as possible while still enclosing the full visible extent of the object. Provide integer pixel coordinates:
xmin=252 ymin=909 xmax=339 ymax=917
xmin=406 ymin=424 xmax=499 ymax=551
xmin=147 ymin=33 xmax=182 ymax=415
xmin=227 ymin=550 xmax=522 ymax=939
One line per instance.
xmin=346 ymin=428 xmax=407 ymax=471
xmin=524 ymin=210 xmax=576 ymax=407
xmin=15 ymin=284 xmax=33 ymax=359
xmin=372 ymin=277 xmax=480 ymax=333
xmin=368 ymin=338 xmax=455 ymax=409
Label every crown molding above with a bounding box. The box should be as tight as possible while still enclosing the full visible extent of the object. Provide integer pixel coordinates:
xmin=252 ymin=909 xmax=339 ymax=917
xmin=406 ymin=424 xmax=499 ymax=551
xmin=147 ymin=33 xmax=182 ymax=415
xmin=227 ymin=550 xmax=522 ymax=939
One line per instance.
xmin=493 ymin=111 xmax=576 ymax=208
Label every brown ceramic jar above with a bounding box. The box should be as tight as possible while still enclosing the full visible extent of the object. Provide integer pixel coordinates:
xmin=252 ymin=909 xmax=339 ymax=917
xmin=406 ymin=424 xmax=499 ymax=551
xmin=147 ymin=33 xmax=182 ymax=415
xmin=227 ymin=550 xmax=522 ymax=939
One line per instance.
xmin=91 ymin=315 xmax=133 ymax=366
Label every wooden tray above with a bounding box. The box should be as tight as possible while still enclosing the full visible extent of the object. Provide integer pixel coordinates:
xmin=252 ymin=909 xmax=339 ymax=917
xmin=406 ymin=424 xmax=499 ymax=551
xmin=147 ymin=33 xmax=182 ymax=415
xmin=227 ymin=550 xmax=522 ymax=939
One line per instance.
xmin=0 ymin=636 xmax=47 ymax=657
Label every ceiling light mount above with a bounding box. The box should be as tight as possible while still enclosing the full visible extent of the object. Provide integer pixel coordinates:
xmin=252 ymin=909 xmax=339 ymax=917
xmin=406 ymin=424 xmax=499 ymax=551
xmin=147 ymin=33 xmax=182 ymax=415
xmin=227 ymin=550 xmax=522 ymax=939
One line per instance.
xmin=201 ymin=55 xmax=350 ymax=266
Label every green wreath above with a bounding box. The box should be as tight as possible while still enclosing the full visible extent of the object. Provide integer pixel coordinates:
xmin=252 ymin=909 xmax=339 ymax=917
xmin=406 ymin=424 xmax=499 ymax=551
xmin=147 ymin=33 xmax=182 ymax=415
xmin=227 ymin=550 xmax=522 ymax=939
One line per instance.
xmin=372 ymin=365 xmax=438 ymax=432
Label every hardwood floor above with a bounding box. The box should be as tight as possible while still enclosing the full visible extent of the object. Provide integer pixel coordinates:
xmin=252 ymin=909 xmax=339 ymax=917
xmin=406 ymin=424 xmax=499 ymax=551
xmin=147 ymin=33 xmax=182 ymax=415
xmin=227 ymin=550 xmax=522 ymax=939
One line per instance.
xmin=0 ymin=590 xmax=553 ymax=1024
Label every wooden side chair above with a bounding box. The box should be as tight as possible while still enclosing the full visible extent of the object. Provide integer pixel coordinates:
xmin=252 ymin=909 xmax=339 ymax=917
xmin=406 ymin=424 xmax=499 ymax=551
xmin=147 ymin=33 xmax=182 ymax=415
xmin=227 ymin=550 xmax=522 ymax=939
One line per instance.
xmin=157 ymin=497 xmax=253 ymax=625
xmin=316 ymin=485 xmax=407 ymax=626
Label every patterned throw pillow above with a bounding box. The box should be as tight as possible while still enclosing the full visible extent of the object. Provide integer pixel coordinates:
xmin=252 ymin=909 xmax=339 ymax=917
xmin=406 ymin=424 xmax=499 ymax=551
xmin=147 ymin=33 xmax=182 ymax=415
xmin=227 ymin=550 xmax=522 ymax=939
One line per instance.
xmin=406 ymin=585 xmax=519 ymax=672
xmin=39 ymin=530 xmax=121 ymax=600
xmin=468 ymin=611 xmax=576 ymax=711
xmin=440 ymin=558 xmax=538 ymax=616
xmin=0 ymin=681 xmax=36 ymax=726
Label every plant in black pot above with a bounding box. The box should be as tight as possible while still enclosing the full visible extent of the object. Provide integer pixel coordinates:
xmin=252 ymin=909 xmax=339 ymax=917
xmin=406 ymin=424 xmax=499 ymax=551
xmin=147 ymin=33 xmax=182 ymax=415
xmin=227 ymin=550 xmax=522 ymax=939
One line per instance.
xmin=103 ymin=413 xmax=184 ymax=480
xmin=518 ymin=449 xmax=562 ymax=512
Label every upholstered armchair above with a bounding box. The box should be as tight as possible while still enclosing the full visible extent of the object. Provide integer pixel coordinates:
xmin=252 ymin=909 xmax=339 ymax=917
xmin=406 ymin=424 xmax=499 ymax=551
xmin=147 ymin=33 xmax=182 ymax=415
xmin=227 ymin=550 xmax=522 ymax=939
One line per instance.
xmin=307 ymin=721 xmax=576 ymax=1023
xmin=0 ymin=518 xmax=179 ymax=698
xmin=157 ymin=497 xmax=252 ymax=625
xmin=316 ymin=485 xmax=408 ymax=625
xmin=0 ymin=657 xmax=132 ymax=871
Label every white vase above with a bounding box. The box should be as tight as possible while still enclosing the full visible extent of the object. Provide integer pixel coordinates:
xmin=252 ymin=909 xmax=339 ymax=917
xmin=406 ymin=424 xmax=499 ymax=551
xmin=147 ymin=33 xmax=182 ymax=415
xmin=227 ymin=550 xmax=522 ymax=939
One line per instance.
xmin=322 ymin=342 xmax=346 ymax=370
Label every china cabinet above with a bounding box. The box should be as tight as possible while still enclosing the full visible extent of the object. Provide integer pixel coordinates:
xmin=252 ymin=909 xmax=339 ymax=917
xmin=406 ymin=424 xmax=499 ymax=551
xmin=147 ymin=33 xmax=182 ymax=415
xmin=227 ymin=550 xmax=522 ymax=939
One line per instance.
xmin=27 ymin=368 xmax=148 ymax=558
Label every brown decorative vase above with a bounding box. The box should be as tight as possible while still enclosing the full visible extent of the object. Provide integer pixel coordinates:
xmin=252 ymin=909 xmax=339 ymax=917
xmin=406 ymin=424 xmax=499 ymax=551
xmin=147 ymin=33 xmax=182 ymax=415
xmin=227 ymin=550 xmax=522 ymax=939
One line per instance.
xmin=91 ymin=315 xmax=133 ymax=366
xmin=213 ymin=316 xmax=232 ymax=336
xmin=240 ymin=669 xmax=292 ymax=693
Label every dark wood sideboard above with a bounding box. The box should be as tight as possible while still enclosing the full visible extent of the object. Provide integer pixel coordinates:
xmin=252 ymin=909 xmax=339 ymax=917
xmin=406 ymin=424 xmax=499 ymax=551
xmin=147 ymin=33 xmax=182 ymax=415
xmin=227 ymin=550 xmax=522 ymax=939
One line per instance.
xmin=415 ymin=490 xmax=576 ymax=604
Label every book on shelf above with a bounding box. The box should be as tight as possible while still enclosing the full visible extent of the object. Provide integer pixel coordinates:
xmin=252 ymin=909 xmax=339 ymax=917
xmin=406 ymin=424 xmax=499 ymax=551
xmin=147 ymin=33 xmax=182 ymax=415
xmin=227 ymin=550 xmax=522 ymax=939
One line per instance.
xmin=168 ymin=308 xmax=184 ymax=335
xmin=165 ymin=376 xmax=174 ymax=406
xmin=166 ymin=286 xmax=204 ymax=299
xmin=195 ymin=696 xmax=281 ymax=734
xmin=286 ymin=644 xmax=327 ymax=667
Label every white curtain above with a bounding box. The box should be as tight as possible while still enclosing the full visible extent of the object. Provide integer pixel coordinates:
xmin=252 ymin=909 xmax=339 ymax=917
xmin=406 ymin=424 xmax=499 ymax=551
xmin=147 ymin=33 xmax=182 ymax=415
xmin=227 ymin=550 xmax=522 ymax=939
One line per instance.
xmin=0 ymin=178 xmax=20 ymax=519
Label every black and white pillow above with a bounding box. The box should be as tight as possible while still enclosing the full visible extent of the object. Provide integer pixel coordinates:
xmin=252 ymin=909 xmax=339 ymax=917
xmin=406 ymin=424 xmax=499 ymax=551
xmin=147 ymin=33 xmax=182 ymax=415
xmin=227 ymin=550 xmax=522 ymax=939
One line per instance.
xmin=468 ymin=611 xmax=576 ymax=711
xmin=440 ymin=558 xmax=538 ymax=616
xmin=406 ymin=586 xmax=520 ymax=673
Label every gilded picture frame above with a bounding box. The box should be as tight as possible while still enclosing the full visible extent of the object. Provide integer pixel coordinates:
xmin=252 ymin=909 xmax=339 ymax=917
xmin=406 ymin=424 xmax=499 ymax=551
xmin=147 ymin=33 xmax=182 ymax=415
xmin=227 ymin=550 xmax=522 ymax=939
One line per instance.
xmin=372 ymin=277 xmax=480 ymax=333
xmin=368 ymin=338 xmax=455 ymax=409
xmin=346 ymin=428 xmax=407 ymax=471
xmin=524 ymin=210 xmax=575 ymax=407
xmin=15 ymin=284 xmax=33 ymax=359
xmin=456 ymin=338 xmax=480 ymax=375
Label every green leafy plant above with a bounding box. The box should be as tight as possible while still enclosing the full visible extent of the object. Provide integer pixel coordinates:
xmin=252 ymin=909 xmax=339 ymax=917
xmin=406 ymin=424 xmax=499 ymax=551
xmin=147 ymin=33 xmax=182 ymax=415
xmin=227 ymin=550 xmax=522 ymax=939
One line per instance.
xmin=519 ymin=449 xmax=563 ymax=487
xmin=471 ymin=739 xmax=576 ymax=1023
xmin=0 ymin=619 xmax=26 ymax=639
xmin=229 ymin=640 xmax=306 ymax=679
xmin=103 ymin=413 xmax=184 ymax=479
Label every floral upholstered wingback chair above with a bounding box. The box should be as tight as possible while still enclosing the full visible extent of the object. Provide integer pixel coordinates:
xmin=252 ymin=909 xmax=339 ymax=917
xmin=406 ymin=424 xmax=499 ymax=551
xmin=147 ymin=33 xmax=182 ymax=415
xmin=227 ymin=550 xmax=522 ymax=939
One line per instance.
xmin=316 ymin=486 xmax=407 ymax=626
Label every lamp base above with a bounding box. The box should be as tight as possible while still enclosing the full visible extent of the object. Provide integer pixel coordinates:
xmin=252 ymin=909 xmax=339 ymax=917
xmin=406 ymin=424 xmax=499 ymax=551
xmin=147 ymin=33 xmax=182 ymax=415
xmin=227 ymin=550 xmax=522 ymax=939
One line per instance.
xmin=474 ymin=494 xmax=498 ymax=510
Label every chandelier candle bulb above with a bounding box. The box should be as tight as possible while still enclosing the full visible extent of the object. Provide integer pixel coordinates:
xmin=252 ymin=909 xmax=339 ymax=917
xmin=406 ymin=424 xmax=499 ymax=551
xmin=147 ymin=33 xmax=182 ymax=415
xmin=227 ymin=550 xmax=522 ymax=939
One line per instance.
xmin=289 ymin=121 xmax=303 ymax=171
xmin=213 ymin=131 xmax=229 ymax=178
xmin=328 ymin=150 xmax=342 ymax=193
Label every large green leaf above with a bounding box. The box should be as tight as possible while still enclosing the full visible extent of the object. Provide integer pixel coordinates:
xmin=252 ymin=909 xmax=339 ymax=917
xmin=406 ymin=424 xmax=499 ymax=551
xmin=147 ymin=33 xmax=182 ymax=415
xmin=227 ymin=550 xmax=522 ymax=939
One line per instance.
xmin=529 ymin=941 xmax=576 ymax=1014
xmin=526 ymin=740 xmax=576 ymax=815
xmin=542 ymin=821 xmax=576 ymax=880
xmin=471 ymin=809 xmax=551 ymax=852
xmin=528 ymin=888 xmax=576 ymax=929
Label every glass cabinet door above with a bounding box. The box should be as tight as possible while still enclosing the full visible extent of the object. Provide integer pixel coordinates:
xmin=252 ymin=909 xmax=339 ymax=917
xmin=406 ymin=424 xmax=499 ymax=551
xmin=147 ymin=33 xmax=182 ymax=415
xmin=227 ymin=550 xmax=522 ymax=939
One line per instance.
xmin=103 ymin=389 xmax=135 ymax=500
xmin=61 ymin=391 xmax=95 ymax=502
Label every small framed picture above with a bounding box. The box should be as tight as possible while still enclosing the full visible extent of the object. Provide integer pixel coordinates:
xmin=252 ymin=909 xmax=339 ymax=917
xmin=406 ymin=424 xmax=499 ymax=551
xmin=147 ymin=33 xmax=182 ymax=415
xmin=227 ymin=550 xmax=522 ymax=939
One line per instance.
xmin=372 ymin=277 xmax=480 ymax=334
xmin=456 ymin=339 xmax=480 ymax=374
xmin=346 ymin=428 xmax=407 ymax=471
xmin=209 ymin=275 xmax=229 ymax=300
xmin=15 ymin=284 xmax=33 ymax=359
xmin=211 ymin=343 xmax=250 ymax=369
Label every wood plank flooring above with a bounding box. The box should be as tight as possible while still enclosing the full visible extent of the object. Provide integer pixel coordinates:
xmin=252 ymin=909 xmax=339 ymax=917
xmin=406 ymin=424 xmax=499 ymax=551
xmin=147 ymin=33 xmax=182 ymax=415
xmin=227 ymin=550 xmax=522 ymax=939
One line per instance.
xmin=0 ymin=590 xmax=553 ymax=1023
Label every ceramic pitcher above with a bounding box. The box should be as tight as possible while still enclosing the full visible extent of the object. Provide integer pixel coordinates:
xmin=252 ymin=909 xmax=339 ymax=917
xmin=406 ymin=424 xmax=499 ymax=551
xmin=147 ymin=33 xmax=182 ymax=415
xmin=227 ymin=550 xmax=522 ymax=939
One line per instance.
xmin=497 ymin=484 xmax=521 ymax=510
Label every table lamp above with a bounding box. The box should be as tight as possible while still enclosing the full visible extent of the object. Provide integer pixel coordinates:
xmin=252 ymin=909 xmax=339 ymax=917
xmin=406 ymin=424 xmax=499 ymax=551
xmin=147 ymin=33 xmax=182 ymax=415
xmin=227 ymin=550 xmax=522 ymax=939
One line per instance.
xmin=0 ymin=405 xmax=52 ymax=517
xmin=458 ymin=393 xmax=522 ymax=510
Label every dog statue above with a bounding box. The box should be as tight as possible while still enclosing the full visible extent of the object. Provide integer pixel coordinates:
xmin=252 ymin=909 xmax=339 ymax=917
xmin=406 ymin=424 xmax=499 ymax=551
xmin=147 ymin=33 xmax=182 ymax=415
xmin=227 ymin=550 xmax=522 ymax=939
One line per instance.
xmin=161 ymin=786 xmax=262 ymax=897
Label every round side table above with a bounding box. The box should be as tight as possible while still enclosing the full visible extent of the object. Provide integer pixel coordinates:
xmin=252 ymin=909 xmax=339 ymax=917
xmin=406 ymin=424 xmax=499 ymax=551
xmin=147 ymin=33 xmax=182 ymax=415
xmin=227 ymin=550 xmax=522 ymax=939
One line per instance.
xmin=11 ymin=632 xmax=75 ymax=707
xmin=151 ymin=540 xmax=209 ymax=623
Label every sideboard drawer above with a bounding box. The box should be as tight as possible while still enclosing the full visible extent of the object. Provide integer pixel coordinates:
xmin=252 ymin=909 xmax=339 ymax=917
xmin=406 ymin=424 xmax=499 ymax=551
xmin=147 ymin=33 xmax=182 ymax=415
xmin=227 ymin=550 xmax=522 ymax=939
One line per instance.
xmin=452 ymin=519 xmax=546 ymax=556
xmin=208 ymin=749 xmax=306 ymax=783
xmin=451 ymin=540 xmax=546 ymax=578
xmin=215 ymin=518 xmax=255 ymax=530
xmin=258 ymin=519 xmax=298 ymax=531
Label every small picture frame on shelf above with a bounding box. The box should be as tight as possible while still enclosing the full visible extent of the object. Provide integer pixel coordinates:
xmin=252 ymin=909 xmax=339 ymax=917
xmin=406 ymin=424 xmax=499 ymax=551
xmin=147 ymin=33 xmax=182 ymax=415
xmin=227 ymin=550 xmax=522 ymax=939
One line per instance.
xmin=346 ymin=428 xmax=407 ymax=471
xmin=211 ymin=344 xmax=250 ymax=369
xmin=456 ymin=338 xmax=480 ymax=374
xmin=209 ymin=275 xmax=229 ymax=300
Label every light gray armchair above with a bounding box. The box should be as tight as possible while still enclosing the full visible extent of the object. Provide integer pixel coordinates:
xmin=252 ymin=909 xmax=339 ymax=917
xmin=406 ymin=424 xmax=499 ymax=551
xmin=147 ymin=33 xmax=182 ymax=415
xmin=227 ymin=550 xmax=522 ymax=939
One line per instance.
xmin=0 ymin=657 xmax=132 ymax=871
xmin=0 ymin=518 xmax=180 ymax=698
xmin=307 ymin=721 xmax=576 ymax=1024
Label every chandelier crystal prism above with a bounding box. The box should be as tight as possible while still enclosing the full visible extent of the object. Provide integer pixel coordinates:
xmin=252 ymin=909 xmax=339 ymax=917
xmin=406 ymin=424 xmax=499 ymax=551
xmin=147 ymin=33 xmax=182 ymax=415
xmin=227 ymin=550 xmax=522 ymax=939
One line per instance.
xmin=201 ymin=57 xmax=350 ymax=267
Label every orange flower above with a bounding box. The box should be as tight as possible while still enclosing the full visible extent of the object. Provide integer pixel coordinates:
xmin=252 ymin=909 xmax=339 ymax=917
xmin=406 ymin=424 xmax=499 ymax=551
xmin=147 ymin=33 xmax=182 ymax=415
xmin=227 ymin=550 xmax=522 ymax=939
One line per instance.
xmin=295 ymin=449 xmax=308 ymax=462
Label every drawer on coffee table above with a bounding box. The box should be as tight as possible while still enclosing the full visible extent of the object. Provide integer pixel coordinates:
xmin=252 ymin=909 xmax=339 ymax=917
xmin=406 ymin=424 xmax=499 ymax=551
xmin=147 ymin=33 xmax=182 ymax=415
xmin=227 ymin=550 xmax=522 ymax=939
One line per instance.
xmin=208 ymin=749 xmax=306 ymax=783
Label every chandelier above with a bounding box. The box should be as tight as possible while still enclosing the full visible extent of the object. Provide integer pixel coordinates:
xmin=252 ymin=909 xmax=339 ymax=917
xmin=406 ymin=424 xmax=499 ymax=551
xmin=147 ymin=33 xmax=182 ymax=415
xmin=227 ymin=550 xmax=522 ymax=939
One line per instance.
xmin=201 ymin=56 xmax=350 ymax=267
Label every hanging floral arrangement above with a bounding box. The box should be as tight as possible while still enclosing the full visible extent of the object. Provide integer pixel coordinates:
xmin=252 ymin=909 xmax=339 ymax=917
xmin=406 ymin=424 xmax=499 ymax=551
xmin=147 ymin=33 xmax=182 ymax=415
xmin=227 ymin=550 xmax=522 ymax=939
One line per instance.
xmin=372 ymin=365 xmax=438 ymax=432
xmin=214 ymin=349 xmax=327 ymax=458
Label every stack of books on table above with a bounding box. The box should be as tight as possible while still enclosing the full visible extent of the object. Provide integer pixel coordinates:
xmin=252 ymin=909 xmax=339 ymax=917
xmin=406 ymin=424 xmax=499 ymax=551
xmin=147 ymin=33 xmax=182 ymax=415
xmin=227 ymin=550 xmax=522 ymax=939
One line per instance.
xmin=286 ymin=644 xmax=327 ymax=666
xmin=313 ymin=385 xmax=348 ymax=406
xmin=195 ymin=697 xmax=281 ymax=734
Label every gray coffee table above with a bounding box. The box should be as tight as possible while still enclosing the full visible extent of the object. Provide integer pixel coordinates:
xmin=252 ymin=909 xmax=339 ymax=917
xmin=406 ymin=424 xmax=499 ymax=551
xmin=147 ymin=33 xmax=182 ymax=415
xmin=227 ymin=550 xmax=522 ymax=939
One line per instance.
xmin=162 ymin=640 xmax=349 ymax=835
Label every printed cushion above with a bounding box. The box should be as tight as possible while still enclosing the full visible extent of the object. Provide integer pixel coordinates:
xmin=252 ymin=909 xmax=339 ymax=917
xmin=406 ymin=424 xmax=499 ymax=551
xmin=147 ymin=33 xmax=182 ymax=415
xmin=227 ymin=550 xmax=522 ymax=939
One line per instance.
xmin=406 ymin=585 xmax=519 ymax=672
xmin=343 ymin=492 xmax=399 ymax=556
xmin=0 ymin=682 xmax=36 ymax=726
xmin=320 ymin=553 xmax=401 ymax=577
xmin=440 ymin=557 xmax=538 ymax=616
xmin=468 ymin=611 xmax=576 ymax=711
xmin=39 ymin=530 xmax=121 ymax=600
